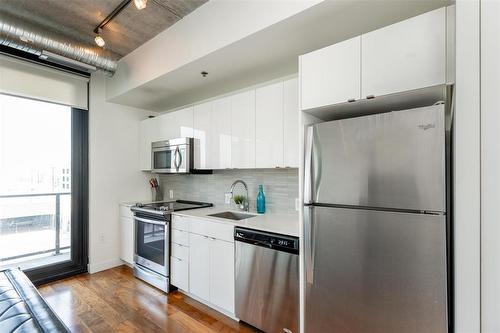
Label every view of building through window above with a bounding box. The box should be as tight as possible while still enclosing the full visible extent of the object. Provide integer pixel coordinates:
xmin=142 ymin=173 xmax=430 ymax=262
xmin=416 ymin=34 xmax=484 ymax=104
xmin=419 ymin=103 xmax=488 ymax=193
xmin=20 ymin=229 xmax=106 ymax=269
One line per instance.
xmin=0 ymin=94 xmax=72 ymax=269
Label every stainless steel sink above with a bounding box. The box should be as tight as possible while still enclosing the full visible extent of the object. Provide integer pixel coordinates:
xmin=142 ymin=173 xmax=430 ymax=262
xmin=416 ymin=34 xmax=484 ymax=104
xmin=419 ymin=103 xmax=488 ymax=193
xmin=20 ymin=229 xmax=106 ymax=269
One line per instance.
xmin=207 ymin=211 xmax=256 ymax=221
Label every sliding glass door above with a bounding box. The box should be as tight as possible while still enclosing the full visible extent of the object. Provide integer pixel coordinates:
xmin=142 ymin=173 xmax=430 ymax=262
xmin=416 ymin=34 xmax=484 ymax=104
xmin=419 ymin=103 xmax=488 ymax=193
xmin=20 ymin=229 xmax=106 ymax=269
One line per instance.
xmin=0 ymin=93 xmax=88 ymax=284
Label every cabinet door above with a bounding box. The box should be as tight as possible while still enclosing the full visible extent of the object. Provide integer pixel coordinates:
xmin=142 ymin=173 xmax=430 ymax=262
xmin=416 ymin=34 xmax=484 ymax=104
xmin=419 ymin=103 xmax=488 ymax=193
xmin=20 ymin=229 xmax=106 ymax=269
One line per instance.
xmin=361 ymin=7 xmax=446 ymax=98
xmin=300 ymin=36 xmax=361 ymax=110
xmin=256 ymin=82 xmax=284 ymax=168
xmin=193 ymin=101 xmax=212 ymax=169
xmin=231 ymin=90 xmax=256 ymax=169
xmin=211 ymin=97 xmax=232 ymax=169
xmin=139 ymin=117 xmax=160 ymax=171
xmin=283 ymin=78 xmax=299 ymax=168
xmin=159 ymin=106 xmax=194 ymax=140
xmin=209 ymin=239 xmax=235 ymax=314
xmin=189 ymin=233 xmax=210 ymax=301
xmin=120 ymin=217 xmax=134 ymax=264
xmin=171 ymin=257 xmax=189 ymax=291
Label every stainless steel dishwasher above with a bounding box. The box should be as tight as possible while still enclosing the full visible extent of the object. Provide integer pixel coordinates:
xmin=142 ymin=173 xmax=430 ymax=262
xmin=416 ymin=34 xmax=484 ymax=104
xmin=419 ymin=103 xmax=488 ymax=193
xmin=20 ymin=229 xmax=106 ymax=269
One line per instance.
xmin=234 ymin=227 xmax=299 ymax=333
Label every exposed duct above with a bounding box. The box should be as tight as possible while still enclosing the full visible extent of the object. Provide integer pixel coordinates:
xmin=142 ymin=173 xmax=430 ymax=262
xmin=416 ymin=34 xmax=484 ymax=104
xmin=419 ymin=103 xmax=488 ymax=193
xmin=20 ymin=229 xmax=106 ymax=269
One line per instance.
xmin=0 ymin=19 xmax=117 ymax=75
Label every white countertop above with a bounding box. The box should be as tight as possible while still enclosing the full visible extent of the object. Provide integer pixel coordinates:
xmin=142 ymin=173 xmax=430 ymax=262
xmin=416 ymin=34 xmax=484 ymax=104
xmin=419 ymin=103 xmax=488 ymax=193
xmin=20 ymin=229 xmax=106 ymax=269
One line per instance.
xmin=172 ymin=207 xmax=299 ymax=237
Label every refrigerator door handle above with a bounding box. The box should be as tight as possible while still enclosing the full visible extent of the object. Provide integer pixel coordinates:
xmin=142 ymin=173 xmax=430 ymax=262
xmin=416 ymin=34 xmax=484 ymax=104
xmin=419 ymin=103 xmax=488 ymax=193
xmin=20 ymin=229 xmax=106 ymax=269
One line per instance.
xmin=304 ymin=206 xmax=315 ymax=284
xmin=304 ymin=126 xmax=313 ymax=204
xmin=305 ymin=126 xmax=323 ymax=204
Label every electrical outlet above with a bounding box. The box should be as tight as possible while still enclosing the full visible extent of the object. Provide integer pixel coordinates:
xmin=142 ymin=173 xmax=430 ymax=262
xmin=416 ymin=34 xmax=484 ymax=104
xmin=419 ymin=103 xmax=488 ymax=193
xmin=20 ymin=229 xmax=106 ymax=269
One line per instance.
xmin=225 ymin=192 xmax=232 ymax=204
xmin=295 ymin=198 xmax=300 ymax=211
xmin=98 ymin=233 xmax=105 ymax=243
xmin=169 ymin=190 xmax=174 ymax=199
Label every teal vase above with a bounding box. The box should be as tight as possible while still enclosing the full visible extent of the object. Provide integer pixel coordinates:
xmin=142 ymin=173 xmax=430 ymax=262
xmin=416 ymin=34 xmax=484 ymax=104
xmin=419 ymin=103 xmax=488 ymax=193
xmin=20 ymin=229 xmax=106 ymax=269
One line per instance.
xmin=256 ymin=185 xmax=266 ymax=214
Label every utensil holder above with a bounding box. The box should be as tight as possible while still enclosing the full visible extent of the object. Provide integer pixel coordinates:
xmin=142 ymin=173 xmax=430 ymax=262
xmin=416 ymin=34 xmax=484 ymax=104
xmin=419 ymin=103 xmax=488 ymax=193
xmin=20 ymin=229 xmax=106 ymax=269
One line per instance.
xmin=152 ymin=187 xmax=163 ymax=202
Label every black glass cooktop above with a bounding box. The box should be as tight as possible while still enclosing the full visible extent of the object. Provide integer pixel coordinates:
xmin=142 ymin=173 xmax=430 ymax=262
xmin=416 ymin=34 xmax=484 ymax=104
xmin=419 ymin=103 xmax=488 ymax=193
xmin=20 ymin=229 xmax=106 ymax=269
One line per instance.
xmin=135 ymin=200 xmax=212 ymax=212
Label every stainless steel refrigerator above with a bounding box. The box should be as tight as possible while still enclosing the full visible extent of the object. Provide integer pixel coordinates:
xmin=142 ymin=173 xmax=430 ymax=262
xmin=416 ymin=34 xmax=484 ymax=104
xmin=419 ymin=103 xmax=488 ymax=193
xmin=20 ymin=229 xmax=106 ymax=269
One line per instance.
xmin=304 ymin=104 xmax=449 ymax=333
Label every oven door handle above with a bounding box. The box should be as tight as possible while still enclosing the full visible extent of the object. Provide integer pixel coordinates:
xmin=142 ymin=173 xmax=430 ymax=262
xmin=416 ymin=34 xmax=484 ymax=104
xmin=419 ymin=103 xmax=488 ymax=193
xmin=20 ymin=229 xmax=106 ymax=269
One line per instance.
xmin=134 ymin=216 xmax=166 ymax=226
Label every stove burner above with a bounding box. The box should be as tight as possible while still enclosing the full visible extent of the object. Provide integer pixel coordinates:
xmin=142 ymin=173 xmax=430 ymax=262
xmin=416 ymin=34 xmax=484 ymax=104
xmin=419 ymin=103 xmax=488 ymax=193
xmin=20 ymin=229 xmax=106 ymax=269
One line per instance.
xmin=131 ymin=200 xmax=213 ymax=217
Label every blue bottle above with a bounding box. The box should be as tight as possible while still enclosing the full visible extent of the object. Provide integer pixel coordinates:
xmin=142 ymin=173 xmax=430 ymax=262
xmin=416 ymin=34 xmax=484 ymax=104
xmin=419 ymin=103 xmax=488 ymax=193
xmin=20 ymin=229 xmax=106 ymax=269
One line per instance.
xmin=256 ymin=185 xmax=266 ymax=214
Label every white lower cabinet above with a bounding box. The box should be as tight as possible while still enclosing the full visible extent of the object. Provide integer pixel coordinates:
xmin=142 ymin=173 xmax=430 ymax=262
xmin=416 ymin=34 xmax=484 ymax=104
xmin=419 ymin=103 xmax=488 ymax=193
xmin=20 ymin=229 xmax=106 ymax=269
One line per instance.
xmin=171 ymin=256 xmax=189 ymax=291
xmin=209 ymin=239 xmax=235 ymax=313
xmin=119 ymin=204 xmax=134 ymax=265
xmin=171 ymin=215 xmax=235 ymax=316
xmin=188 ymin=233 xmax=211 ymax=300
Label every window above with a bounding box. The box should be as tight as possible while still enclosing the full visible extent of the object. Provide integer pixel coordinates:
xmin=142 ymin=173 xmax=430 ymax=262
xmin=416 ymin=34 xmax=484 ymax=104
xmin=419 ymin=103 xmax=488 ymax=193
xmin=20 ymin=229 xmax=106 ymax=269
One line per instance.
xmin=0 ymin=94 xmax=88 ymax=284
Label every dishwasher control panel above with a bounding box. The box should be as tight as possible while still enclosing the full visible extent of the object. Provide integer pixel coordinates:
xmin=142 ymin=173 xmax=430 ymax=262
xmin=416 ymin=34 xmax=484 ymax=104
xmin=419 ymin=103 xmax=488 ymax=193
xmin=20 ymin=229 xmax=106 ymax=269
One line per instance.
xmin=234 ymin=227 xmax=299 ymax=254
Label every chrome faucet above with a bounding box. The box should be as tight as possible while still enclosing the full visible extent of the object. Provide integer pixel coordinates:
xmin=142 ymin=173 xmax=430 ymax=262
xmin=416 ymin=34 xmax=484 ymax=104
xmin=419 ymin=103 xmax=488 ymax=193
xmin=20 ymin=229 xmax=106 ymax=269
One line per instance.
xmin=229 ymin=180 xmax=249 ymax=212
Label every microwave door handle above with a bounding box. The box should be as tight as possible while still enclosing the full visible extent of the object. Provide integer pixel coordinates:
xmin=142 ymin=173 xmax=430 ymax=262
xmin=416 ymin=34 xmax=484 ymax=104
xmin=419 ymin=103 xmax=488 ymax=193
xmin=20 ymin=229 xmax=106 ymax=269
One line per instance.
xmin=176 ymin=147 xmax=183 ymax=170
xmin=173 ymin=146 xmax=180 ymax=170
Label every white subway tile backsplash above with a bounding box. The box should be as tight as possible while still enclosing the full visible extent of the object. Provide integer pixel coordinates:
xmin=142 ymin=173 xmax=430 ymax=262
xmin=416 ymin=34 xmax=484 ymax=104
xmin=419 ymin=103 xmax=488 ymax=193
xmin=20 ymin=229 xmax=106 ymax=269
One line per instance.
xmin=158 ymin=168 xmax=298 ymax=214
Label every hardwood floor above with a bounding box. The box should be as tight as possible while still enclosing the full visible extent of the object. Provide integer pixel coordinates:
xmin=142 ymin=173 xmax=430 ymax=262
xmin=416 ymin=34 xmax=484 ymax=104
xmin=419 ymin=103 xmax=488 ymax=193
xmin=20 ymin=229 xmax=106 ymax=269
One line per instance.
xmin=38 ymin=265 xmax=260 ymax=333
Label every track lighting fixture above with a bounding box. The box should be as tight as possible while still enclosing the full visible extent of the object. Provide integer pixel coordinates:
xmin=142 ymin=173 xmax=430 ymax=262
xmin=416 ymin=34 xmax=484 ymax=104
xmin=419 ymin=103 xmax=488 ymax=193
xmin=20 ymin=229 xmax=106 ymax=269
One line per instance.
xmin=134 ymin=0 xmax=148 ymax=10
xmin=94 ymin=28 xmax=105 ymax=47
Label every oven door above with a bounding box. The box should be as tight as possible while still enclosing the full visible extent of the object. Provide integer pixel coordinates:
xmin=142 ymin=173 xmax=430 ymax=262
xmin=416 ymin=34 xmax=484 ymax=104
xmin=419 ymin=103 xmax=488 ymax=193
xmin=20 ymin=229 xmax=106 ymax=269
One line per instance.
xmin=152 ymin=144 xmax=189 ymax=173
xmin=134 ymin=216 xmax=169 ymax=276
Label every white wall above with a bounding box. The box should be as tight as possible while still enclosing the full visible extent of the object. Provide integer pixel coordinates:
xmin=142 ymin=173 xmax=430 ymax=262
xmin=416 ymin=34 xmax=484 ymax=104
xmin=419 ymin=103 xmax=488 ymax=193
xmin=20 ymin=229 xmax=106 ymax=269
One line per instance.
xmin=88 ymin=72 xmax=157 ymax=273
xmin=454 ymin=0 xmax=481 ymax=331
xmin=106 ymin=0 xmax=321 ymax=99
xmin=481 ymin=1 xmax=500 ymax=331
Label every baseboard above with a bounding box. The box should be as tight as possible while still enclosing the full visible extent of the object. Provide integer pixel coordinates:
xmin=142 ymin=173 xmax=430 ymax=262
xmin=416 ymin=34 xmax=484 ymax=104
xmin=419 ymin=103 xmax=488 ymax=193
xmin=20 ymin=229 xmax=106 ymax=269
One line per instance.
xmin=177 ymin=289 xmax=239 ymax=322
xmin=88 ymin=258 xmax=123 ymax=274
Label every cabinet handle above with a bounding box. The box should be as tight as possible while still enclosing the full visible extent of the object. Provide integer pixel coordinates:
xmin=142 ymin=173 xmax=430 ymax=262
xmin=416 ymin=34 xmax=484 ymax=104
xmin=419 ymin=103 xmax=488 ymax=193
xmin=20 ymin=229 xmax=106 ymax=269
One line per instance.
xmin=366 ymin=95 xmax=375 ymax=99
xmin=275 ymin=166 xmax=280 ymax=169
xmin=210 ymin=237 xmax=216 ymax=241
xmin=173 ymin=257 xmax=182 ymax=262
xmin=347 ymin=98 xmax=356 ymax=103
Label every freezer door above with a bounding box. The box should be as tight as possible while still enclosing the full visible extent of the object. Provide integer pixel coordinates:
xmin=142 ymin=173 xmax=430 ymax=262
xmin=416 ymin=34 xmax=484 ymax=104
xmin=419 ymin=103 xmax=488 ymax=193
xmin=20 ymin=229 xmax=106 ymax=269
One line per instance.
xmin=304 ymin=206 xmax=448 ymax=333
xmin=306 ymin=104 xmax=446 ymax=212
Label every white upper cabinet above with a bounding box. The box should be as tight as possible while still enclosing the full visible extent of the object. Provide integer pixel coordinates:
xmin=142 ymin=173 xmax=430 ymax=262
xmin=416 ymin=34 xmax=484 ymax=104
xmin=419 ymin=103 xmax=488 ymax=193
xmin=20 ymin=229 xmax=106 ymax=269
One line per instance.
xmin=193 ymin=102 xmax=212 ymax=169
xmin=231 ymin=90 xmax=256 ymax=169
xmin=159 ymin=106 xmax=194 ymax=140
xmin=140 ymin=78 xmax=300 ymax=171
xmin=283 ymin=78 xmax=299 ymax=168
xmin=361 ymin=7 xmax=446 ymax=98
xmin=211 ymin=97 xmax=232 ymax=169
xmin=300 ymin=36 xmax=361 ymax=110
xmin=193 ymin=98 xmax=231 ymax=169
xmin=139 ymin=107 xmax=194 ymax=170
xmin=139 ymin=117 xmax=160 ymax=170
xmin=256 ymin=81 xmax=284 ymax=168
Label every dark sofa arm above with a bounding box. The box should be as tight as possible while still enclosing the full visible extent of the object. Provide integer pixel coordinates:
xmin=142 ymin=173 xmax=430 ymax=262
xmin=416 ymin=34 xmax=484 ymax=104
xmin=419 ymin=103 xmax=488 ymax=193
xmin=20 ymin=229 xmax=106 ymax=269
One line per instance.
xmin=0 ymin=268 xmax=70 ymax=333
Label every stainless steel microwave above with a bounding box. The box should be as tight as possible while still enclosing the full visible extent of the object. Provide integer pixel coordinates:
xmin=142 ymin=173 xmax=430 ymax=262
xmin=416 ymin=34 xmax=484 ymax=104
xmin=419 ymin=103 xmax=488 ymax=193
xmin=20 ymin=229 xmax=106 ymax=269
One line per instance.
xmin=151 ymin=138 xmax=193 ymax=174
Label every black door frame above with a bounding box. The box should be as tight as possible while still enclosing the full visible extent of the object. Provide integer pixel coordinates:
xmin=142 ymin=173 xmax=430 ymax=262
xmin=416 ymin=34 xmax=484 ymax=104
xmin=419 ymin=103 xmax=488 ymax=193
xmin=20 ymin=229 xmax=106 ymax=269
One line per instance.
xmin=25 ymin=108 xmax=89 ymax=285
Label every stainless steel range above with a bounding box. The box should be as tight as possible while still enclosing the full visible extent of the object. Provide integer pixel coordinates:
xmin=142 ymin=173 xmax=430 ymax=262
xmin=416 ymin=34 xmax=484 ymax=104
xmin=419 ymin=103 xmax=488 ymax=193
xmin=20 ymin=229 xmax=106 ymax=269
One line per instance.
xmin=130 ymin=200 xmax=212 ymax=292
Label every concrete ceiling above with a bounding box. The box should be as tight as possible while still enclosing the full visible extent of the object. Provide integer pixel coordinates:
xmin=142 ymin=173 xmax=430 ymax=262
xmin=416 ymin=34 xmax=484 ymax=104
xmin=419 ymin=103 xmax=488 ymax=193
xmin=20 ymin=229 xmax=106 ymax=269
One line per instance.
xmin=0 ymin=0 xmax=207 ymax=60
